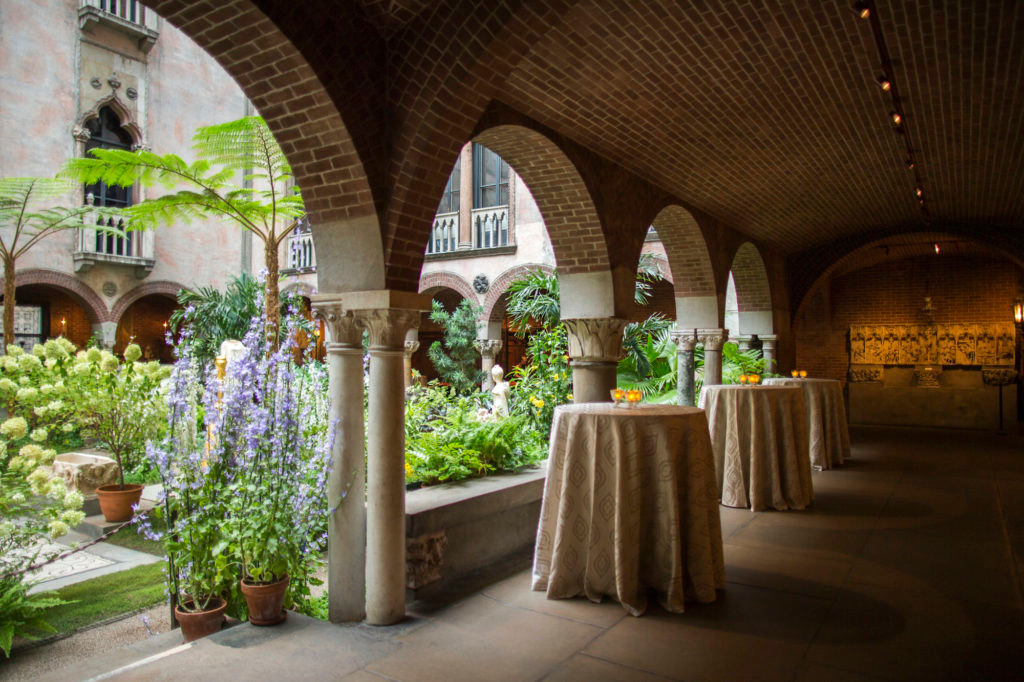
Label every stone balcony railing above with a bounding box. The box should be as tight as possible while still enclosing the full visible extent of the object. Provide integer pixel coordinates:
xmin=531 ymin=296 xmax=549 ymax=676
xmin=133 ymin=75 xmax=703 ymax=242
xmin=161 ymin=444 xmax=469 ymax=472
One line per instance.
xmin=471 ymin=206 xmax=509 ymax=250
xmin=73 ymin=208 xmax=155 ymax=279
xmin=426 ymin=212 xmax=458 ymax=255
xmin=79 ymin=0 xmax=159 ymax=52
xmin=285 ymin=230 xmax=317 ymax=273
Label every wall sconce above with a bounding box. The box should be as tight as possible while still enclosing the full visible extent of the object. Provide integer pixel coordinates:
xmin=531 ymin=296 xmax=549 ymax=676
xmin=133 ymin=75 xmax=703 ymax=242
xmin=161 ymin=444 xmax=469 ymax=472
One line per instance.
xmin=1014 ymin=295 xmax=1024 ymax=325
xmin=877 ymin=75 xmax=891 ymax=91
xmin=853 ymin=1 xmax=871 ymax=19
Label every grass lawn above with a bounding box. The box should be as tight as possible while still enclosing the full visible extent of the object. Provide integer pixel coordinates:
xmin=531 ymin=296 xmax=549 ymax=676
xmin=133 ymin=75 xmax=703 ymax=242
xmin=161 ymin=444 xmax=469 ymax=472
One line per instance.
xmin=42 ymin=562 xmax=168 ymax=636
xmin=103 ymin=525 xmax=165 ymax=557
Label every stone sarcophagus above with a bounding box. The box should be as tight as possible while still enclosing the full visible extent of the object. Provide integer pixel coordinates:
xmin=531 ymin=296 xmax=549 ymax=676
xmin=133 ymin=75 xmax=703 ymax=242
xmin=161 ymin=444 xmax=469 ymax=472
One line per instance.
xmin=51 ymin=452 xmax=120 ymax=494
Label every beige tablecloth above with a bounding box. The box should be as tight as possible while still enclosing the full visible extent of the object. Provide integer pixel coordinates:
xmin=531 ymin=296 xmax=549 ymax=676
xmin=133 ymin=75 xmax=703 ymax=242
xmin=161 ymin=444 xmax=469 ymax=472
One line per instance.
xmin=699 ymin=385 xmax=813 ymax=511
xmin=763 ymin=378 xmax=850 ymax=469
xmin=531 ymin=403 xmax=725 ymax=616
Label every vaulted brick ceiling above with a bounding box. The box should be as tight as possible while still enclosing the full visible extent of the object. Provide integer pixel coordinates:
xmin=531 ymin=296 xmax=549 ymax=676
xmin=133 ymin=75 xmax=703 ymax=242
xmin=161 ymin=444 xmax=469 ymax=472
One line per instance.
xmin=209 ymin=0 xmax=1024 ymax=270
xmin=485 ymin=0 xmax=1024 ymax=256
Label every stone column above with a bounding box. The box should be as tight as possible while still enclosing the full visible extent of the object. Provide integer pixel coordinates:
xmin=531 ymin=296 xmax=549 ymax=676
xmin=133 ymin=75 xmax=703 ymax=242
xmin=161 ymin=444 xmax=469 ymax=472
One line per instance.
xmin=698 ymin=328 xmax=729 ymax=387
xmin=403 ymin=340 xmax=419 ymax=389
xmin=564 ymin=318 xmax=626 ymax=403
xmin=350 ymin=292 xmax=428 ymax=626
xmin=760 ymin=335 xmax=777 ymax=374
xmin=736 ymin=336 xmax=753 ymax=352
xmin=476 ymin=338 xmax=502 ymax=391
xmin=311 ymin=298 xmax=366 ymax=624
xmin=670 ymin=328 xmax=698 ymax=407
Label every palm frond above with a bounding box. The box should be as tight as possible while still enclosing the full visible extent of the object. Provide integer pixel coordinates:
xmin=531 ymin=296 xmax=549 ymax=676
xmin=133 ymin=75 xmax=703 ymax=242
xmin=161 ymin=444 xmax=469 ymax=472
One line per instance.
xmin=505 ymin=269 xmax=560 ymax=332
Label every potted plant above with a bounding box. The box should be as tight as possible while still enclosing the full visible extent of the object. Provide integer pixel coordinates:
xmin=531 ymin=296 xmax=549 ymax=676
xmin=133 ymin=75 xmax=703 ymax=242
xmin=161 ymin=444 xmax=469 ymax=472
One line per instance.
xmin=206 ymin=299 xmax=334 ymax=625
xmin=71 ymin=344 xmax=169 ymax=521
xmin=141 ymin=344 xmax=232 ymax=642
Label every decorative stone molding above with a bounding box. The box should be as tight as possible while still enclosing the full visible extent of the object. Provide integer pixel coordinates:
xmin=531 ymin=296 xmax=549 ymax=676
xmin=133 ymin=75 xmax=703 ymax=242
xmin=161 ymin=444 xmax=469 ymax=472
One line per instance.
xmin=472 ymin=274 xmax=489 ymax=294
xmin=563 ymin=318 xmax=626 ymax=363
xmin=759 ymin=335 xmax=777 ymax=351
xmin=355 ymin=308 xmax=422 ymax=351
xmin=670 ymin=328 xmax=699 ymax=352
xmin=406 ymin=530 xmax=448 ymax=589
xmin=310 ymin=298 xmax=361 ymax=348
xmin=696 ymin=328 xmax=729 ymax=351
xmin=982 ymin=367 xmax=1018 ymax=386
xmin=475 ymin=338 xmax=502 ymax=359
xmin=403 ymin=340 xmax=421 ymax=357
xmin=848 ymin=364 xmax=883 ymax=383
xmin=735 ymin=335 xmax=753 ymax=351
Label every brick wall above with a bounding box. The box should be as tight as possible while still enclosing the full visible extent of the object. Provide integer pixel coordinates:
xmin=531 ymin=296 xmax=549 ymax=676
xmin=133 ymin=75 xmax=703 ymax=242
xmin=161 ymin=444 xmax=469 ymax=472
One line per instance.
xmin=794 ymin=255 xmax=1022 ymax=382
xmin=15 ymin=285 xmax=93 ymax=349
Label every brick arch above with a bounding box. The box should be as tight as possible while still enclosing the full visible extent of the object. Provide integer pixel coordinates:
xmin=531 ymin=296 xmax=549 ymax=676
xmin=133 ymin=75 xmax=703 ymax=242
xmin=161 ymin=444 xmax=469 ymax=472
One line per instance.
xmin=146 ymin=0 xmax=385 ymax=292
xmin=471 ymin=125 xmax=609 ymax=277
xmin=483 ymin=264 xmax=555 ymax=323
xmin=13 ymin=269 xmax=109 ymax=324
xmin=418 ymin=272 xmax=477 ymax=306
xmin=794 ymin=231 xmax=1024 ymax=319
xmin=649 ymin=205 xmax=715 ymax=299
xmin=110 ymin=281 xmax=184 ymax=323
xmin=729 ymin=243 xmax=772 ymax=313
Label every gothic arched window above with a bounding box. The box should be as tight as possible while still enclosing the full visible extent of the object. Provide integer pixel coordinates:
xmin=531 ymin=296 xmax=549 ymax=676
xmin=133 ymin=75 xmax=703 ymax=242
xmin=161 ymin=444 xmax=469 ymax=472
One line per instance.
xmin=84 ymin=107 xmax=135 ymax=256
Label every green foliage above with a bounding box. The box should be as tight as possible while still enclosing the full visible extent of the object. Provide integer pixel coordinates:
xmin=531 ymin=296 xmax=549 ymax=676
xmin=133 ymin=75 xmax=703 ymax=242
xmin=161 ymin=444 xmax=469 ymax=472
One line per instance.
xmin=296 ymin=591 xmax=329 ymax=621
xmin=70 ymin=344 xmax=171 ymax=487
xmin=427 ymin=299 xmax=484 ymax=394
xmin=0 ymin=576 xmax=71 ymax=658
xmin=633 ymin=251 xmax=664 ymax=305
xmin=0 ymin=338 xmax=81 ymax=450
xmin=169 ymin=272 xmax=261 ymax=364
xmin=507 ymin=325 xmax=572 ymax=434
xmin=617 ymin=328 xmax=679 ymax=402
xmin=404 ymin=384 xmax=546 ymax=486
xmin=0 ymin=177 xmax=123 ymax=347
xmin=505 ymin=269 xmax=561 ymax=331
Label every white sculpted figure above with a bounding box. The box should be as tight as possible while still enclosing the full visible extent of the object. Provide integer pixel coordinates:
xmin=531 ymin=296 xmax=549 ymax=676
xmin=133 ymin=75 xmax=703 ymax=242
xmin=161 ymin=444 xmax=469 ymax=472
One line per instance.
xmin=491 ymin=364 xmax=510 ymax=417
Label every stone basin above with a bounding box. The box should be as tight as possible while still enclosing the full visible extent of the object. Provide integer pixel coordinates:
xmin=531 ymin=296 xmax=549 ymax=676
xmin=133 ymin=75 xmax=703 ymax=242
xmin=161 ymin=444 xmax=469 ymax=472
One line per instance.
xmin=51 ymin=452 xmax=121 ymax=497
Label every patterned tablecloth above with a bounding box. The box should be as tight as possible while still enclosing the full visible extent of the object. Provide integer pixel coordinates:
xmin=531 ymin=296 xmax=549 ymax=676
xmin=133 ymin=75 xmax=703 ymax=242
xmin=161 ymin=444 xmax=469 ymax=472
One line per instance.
xmin=531 ymin=403 xmax=725 ymax=616
xmin=763 ymin=378 xmax=850 ymax=469
xmin=699 ymin=385 xmax=813 ymax=511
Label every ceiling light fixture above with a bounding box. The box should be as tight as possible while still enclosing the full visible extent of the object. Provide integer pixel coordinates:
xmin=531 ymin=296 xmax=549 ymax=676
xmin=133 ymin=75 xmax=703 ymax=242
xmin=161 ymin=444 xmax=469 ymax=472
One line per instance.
xmin=933 ymin=243 xmax=940 ymax=255
xmin=890 ymin=111 xmax=902 ymax=125
xmin=915 ymin=187 xmax=923 ymax=198
xmin=905 ymin=158 xmax=916 ymax=170
xmin=853 ymin=1 xmax=871 ymax=19
xmin=877 ymin=75 xmax=892 ymax=91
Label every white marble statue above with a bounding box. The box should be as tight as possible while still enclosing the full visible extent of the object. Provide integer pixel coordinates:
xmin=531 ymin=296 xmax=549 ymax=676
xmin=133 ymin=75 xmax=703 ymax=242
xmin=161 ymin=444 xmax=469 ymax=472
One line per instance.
xmin=491 ymin=364 xmax=510 ymax=417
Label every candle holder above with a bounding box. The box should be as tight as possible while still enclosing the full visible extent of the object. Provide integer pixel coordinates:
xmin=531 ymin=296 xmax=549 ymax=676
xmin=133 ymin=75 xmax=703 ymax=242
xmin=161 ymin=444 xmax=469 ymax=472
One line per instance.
xmin=611 ymin=388 xmax=624 ymax=405
xmin=625 ymin=389 xmax=642 ymax=406
xmin=738 ymin=374 xmax=748 ymax=385
xmin=749 ymin=373 xmax=760 ymax=385
xmin=799 ymin=370 xmax=808 ymax=379
xmin=791 ymin=369 xmax=799 ymax=378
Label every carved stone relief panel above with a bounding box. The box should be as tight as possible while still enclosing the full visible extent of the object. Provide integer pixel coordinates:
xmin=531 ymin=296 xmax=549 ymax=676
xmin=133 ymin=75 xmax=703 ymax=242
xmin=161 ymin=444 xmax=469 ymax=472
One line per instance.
xmin=850 ymin=324 xmax=1014 ymax=367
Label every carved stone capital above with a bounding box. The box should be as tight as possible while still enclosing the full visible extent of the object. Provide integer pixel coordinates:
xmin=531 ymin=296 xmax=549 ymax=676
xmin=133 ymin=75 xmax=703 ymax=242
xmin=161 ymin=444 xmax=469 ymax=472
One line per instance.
xmin=848 ymin=364 xmax=883 ymax=383
xmin=311 ymin=298 xmax=361 ymax=348
xmin=982 ymin=367 xmax=1018 ymax=386
xmin=735 ymin=335 xmax=753 ymax=351
xmin=354 ymin=308 xmax=422 ymax=351
xmin=670 ymin=328 xmax=699 ymax=352
xmin=475 ymin=338 xmax=502 ymax=359
xmin=403 ymin=340 xmax=421 ymax=358
xmin=759 ymin=334 xmax=777 ymax=351
xmin=72 ymin=125 xmax=92 ymax=143
xmin=564 ymin=318 xmax=626 ymax=363
xmin=697 ymin=328 xmax=729 ymax=351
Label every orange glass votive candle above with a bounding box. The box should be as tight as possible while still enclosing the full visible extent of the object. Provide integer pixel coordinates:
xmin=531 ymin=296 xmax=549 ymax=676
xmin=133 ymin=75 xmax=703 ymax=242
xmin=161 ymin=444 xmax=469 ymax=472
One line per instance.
xmin=791 ymin=369 xmax=799 ymax=378
xmin=799 ymin=370 xmax=808 ymax=378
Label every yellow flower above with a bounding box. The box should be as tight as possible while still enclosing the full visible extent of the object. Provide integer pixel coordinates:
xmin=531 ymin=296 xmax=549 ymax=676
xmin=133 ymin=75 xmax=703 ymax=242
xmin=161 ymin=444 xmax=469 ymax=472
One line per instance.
xmin=535 ymin=400 xmax=545 ymax=409
xmin=567 ymin=394 xmax=573 ymax=400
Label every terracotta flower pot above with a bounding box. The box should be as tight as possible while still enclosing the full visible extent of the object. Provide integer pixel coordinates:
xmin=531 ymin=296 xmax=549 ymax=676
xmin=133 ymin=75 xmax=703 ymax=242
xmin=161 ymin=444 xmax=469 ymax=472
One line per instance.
xmin=95 ymin=483 xmax=144 ymax=522
xmin=240 ymin=574 xmax=289 ymax=626
xmin=174 ymin=597 xmax=228 ymax=642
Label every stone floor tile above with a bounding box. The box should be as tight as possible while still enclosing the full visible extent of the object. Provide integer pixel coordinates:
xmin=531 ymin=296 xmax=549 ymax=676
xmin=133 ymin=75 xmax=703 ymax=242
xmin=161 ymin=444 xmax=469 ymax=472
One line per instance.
xmin=582 ymin=584 xmax=831 ymax=682
xmin=542 ymin=654 xmax=674 ymax=681
xmin=805 ymin=583 xmax=1020 ymax=681
xmin=792 ymin=660 xmax=891 ymax=682
xmin=726 ymin=515 xmax=870 ymax=561
xmin=723 ymin=541 xmax=853 ymax=599
xmin=481 ymin=568 xmax=628 ymax=628
xmin=369 ymin=597 xmax=601 ymax=682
